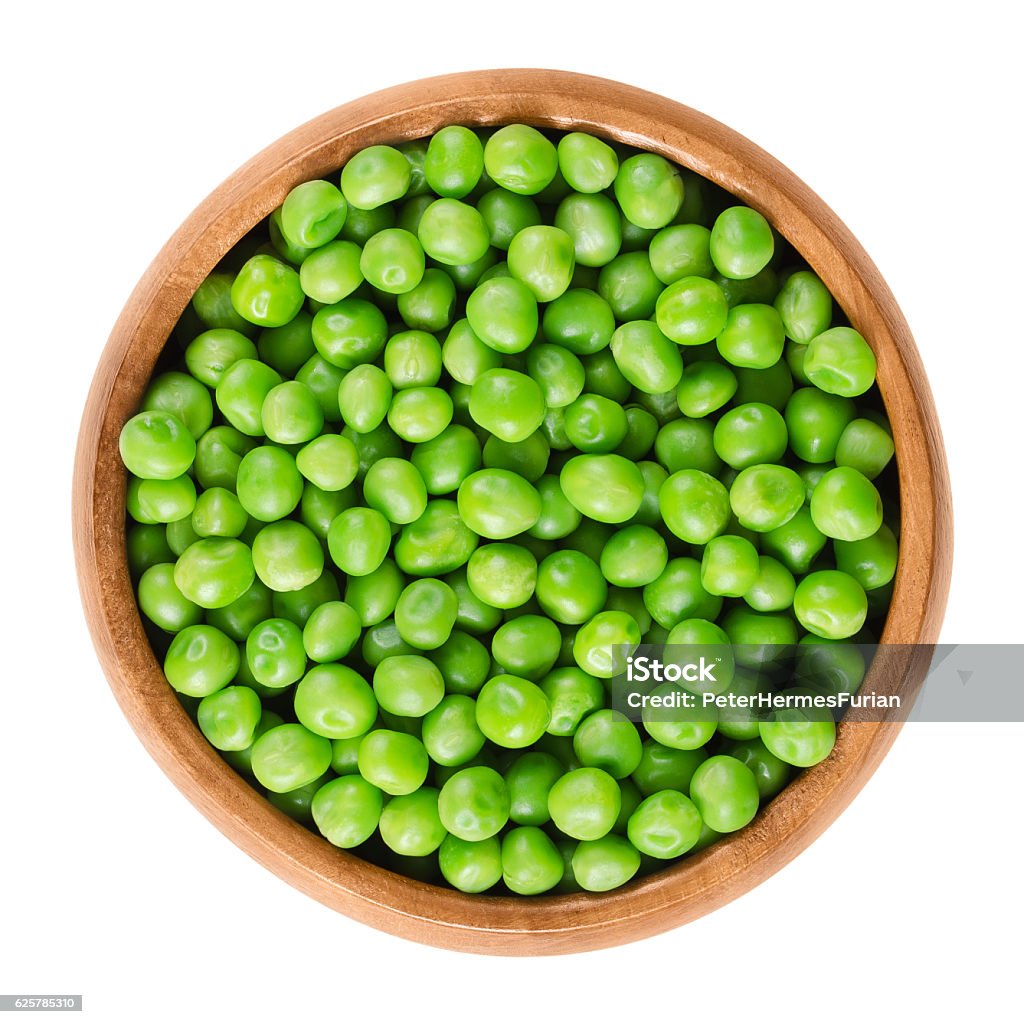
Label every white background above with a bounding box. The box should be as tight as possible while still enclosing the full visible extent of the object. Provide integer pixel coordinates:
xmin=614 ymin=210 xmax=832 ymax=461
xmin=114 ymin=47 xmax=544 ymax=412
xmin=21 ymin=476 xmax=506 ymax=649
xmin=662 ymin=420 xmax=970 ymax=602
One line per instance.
xmin=3 ymin=2 xmax=1021 ymax=1020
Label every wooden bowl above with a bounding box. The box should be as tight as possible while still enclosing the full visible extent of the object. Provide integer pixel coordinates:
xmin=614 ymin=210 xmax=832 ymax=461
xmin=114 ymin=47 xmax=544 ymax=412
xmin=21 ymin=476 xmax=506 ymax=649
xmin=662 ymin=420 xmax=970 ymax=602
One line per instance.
xmin=73 ymin=69 xmax=953 ymax=954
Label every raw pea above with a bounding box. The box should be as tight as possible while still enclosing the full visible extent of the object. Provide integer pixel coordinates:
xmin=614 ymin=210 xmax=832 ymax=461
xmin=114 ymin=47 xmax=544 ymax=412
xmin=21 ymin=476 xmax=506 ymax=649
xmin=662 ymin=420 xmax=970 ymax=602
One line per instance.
xmin=713 ymin=402 xmax=788 ymax=469
xmin=501 ymin=826 xmax=563 ymax=895
xmin=192 ymin=271 xmax=257 ymax=335
xmin=467 ymin=544 xmax=536 ymax=609
xmin=477 ymin=188 xmax=542 ymax=250
xmin=475 ymin=675 xmax=550 ymax=748
xmin=337 ymin=364 xmax=393 ymax=433
xmin=299 ymin=240 xmax=363 ymax=305
xmin=345 ymin=558 xmax=405 ymax=627
xmin=394 ymin=578 xmax=459 ymax=650
xmin=280 ymin=179 xmax=348 ymax=249
xmin=760 ymin=694 xmax=837 ymax=767
xmin=251 ymin=723 xmax=333 ymax=793
xmin=236 ymin=446 xmax=303 ymax=523
xmin=507 ymin=225 xmax=575 ymax=301
xmin=730 ymin=464 xmax=805 ymax=532
xmin=733 ymin=360 xmax=794 ymax=410
xmin=260 ymin=381 xmax=324 ymax=445
xmin=302 ymin=601 xmax=363 ymax=662
xmin=540 ymin=667 xmax=605 ymax=736
xmin=796 ymin=637 xmax=867 ymax=698
xmin=423 ymin=126 xmax=484 ymax=198
xmin=535 ymin=549 xmax=607 ymax=625
xmin=614 ymin=153 xmax=684 ymax=229
xmin=700 ymin=535 xmax=760 ymax=598
xmin=554 ymin=192 xmax=622 ymax=268
xmin=666 ymin=618 xmax=735 ymax=695
xmin=245 ymin=617 xmax=305 ymax=689
xmin=137 ymin=563 xmax=202 ymax=633
xmin=572 ymin=835 xmax=641 ymax=892
xmin=422 ymin=695 xmax=486 ymax=766
xmin=294 ymin=434 xmax=359 ymax=493
xmin=230 ymin=254 xmax=304 ymax=329
xmin=655 ymin=417 xmax=721 ymax=475
xmin=327 ymin=506 xmax=392 ymax=577
xmin=359 ymin=228 xmax=424 ymax=295
xmin=411 ymin=425 xmax=482 ymax=495
xmin=649 ymin=223 xmax=714 ymax=284
xmin=165 ymin=514 xmax=200 ymax=556
xmin=439 ymin=834 xmax=503 ymax=893
xmin=564 ymin=393 xmax=629 ymax=453
xmin=395 ymin=500 xmax=479 ymax=577
xmin=431 ymin=627 xmax=493 ymax=692
xmin=581 ymin=348 xmax=632 ymax=403
xmin=186 ymin=329 xmax=258 ymax=388
xmin=198 ymin=685 xmax=263 ymax=752
xmin=560 ymin=454 xmax=645 ymax=523
xmin=727 ymin=738 xmax=794 ymax=800
xmin=835 ymin=524 xmax=899 ymax=591
xmin=363 ymin=458 xmax=428 ymax=525
xmin=418 ymin=198 xmax=490 ymax=267
xmin=676 ymin=361 xmax=737 ymax=418
xmin=483 ymin=432 xmax=549 ymax=482
xmin=271 ymin=570 xmax=340 ymax=628
xmin=442 ymin=318 xmax=502 ymax=385
xmin=689 ymin=754 xmax=760 ymax=832
xmin=835 ymin=418 xmax=895 ymax=479
xmin=119 ymin=411 xmax=196 ymax=481
xmin=483 ymin=125 xmax=558 ymax=196
xmin=438 ymin=766 xmax=510 ymax=841
xmin=387 ymin=386 xmax=453 ymax=443
xmin=628 ymin=461 xmax=668 ymax=529
xmin=468 ymin=368 xmax=546 ymax=443
xmin=457 ymin=468 xmax=542 ymax=539
xmin=659 ymin=469 xmax=730 ymax=544
xmin=191 ymin=487 xmax=247 ymax=539
xmin=774 ymin=270 xmax=832 ymax=342
xmin=173 ymin=538 xmax=254 ymax=610
xmin=142 ymin=371 xmax=213 ymax=440
xmin=617 ymin=406 xmax=660 ymax=461
xmin=541 ymin=288 xmax=616 ymax=355
xmin=573 ymin=710 xmax=643 ymax=779
xmin=744 ymin=555 xmax=797 ymax=612
xmin=294 ymin=354 xmax=345 ymax=423
xmin=598 ymin=251 xmax=663 ymax=321
xmin=491 ymin=615 xmax=561 ymax=679
xmin=373 ymin=655 xmax=445 ymax=717
xmin=793 ymin=570 xmax=868 ymax=640
xmin=762 ymin=506 xmax=827 ymax=575
xmin=506 ymin=752 xmax=563 ymax=825
xmin=548 ymin=767 xmax=621 ymax=841
xmin=632 ymin=742 xmax=706 ymax=796
xmin=716 ymin=303 xmax=786 ymax=369
xmin=384 ymin=330 xmax=443 ymax=390
xmin=340 ymin=145 xmax=410 ymax=210
xmin=785 ymin=387 xmax=856 ymax=463
xmin=627 ymin=790 xmax=703 ymax=859
xmin=810 ymin=466 xmax=883 ymax=541
xmin=526 ymin=343 xmax=586 ymax=408
xmin=311 ymin=297 xmax=388 ymax=369
xmin=465 ymin=277 xmax=539 ymax=354
xmin=573 ymin=611 xmax=641 ymax=678
xmin=610 ymin=321 xmax=683 ymax=395
xmin=313 ymin=776 xmax=384 ymax=848
xmin=642 ymin=683 xmax=718 ymax=750
xmin=557 ymin=132 xmax=618 ymax=193
xmin=127 ymin=523 xmax=175 ymax=577
xmin=655 ymin=276 xmax=729 ymax=345
xmin=300 ymin=482 xmax=355 ymax=541
xmin=295 ymin=663 xmax=377 ymax=739
xmin=361 ymin=620 xmax=418 ymax=668
xmin=129 ymin=474 xmax=196 ymax=524
xmin=357 ymin=729 xmax=429 ymax=796
xmin=397 ymin=268 xmax=456 ymax=332
xmin=163 ymin=624 xmax=239 ymax=697
xmin=600 ymin=526 xmax=668 ymax=588
xmin=709 ymin=207 xmax=774 ymax=280
xmin=804 ymin=327 xmax=877 ymax=397
xmin=379 ymin=789 xmax=446 ymax=857
xmin=643 ymin=557 xmax=723 ymax=630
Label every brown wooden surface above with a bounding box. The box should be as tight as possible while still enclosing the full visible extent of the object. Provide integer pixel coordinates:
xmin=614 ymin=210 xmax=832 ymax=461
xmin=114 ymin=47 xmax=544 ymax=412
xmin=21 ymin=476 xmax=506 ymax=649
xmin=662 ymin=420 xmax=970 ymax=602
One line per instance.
xmin=72 ymin=69 xmax=953 ymax=955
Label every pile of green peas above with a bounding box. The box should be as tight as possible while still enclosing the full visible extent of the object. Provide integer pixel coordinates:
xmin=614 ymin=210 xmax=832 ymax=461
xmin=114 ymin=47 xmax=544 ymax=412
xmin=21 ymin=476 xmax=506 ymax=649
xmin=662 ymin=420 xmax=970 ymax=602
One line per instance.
xmin=121 ymin=123 xmax=898 ymax=895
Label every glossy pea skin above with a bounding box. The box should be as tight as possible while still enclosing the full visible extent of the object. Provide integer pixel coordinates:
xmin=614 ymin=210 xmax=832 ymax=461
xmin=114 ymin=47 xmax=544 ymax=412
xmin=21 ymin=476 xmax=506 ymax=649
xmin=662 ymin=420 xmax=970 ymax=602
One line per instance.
xmin=483 ymin=431 xmax=549 ymax=482
xmin=293 ymin=434 xmax=359 ymax=493
xmin=214 ymin=359 xmax=282 ymax=438
xmin=386 ymin=387 xmax=452 ymax=443
xmin=417 ymin=198 xmax=490 ymax=267
xmin=477 ymin=189 xmax=542 ymax=250
xmin=689 ymin=754 xmax=760 ymax=832
xmin=127 ymin=523 xmax=176 ymax=577
xmin=617 ymin=407 xmax=659 ymax=462
xmin=627 ymin=790 xmax=703 ymax=859
xmin=666 ymin=618 xmax=735 ymax=696
xmin=559 ymin=454 xmax=645 ymax=524
xmin=676 ymin=361 xmax=737 ymax=419
xmin=716 ymin=303 xmax=786 ymax=369
xmin=119 ymin=411 xmax=196 ymax=481
xmin=327 ymin=507 xmax=392 ymax=577
xmin=728 ymin=738 xmax=793 ymax=799
xmin=659 ymin=469 xmax=730 ymax=545
xmin=700 ymin=534 xmax=760 ymax=598
xmin=438 ymin=766 xmax=510 ymax=841
xmin=554 ymin=192 xmax=622 ymax=268
xmin=379 ymin=788 xmax=447 ymax=857
xmin=760 ymin=695 xmax=837 ymax=768
xmin=744 ymin=556 xmax=797 ymax=612
xmin=457 ymin=468 xmax=541 ymax=539
xmin=548 ymin=767 xmax=621 ymax=841
xmin=535 ymin=549 xmax=607 ymax=625
xmin=235 ymin=447 xmax=303 ymax=524
xmin=475 ymin=675 xmax=550 ymax=748
xmin=641 ymin=682 xmax=718 ymax=750
xmin=313 ymin=775 xmax=383 ymax=848
xmin=441 ymin=319 xmax=502 ymax=386
xmin=410 ymin=425 xmax=481 ymax=495
xmin=245 ymin=617 xmax=305 ymax=688
xmin=359 ymin=228 xmax=425 ymax=295
xmin=710 ymin=207 xmax=774 ymax=280
xmin=298 ymin=239 xmax=363 ymax=305
xmin=600 ymin=525 xmax=668 ymax=588
xmin=563 ymin=393 xmax=628 ymax=453
xmin=302 ymin=601 xmax=362 ymax=662
xmin=468 ymin=368 xmax=546 ymax=443
xmin=835 ymin=418 xmax=895 ymax=480
xmin=785 ymin=387 xmax=855 ymax=463
xmin=774 ymin=270 xmax=832 ymax=342
xmin=137 ymin=563 xmax=202 ymax=633
xmin=730 ymin=464 xmax=805 ymax=532
xmin=491 ymin=614 xmax=561 ymax=680
xmin=421 ymin=694 xmax=486 ymax=766
xmin=357 ymin=729 xmax=429 ymax=796
xmin=431 ymin=627 xmax=493 ymax=693
xmin=197 ymin=685 xmax=262 ymax=752
xmin=395 ymin=500 xmax=479 ymax=577
xmin=424 ymin=126 xmax=484 ymax=198
xmin=384 ymin=330 xmax=442 ymax=390
xmin=396 ymin=268 xmax=456 ymax=333
xmin=713 ymin=402 xmax=788 ymax=470
xmin=643 ymin=557 xmax=722 ymax=629
xmin=573 ymin=709 xmax=643 ymax=779
xmin=537 ymin=667 xmax=602 ymax=737
xmin=507 ymin=225 xmax=576 ymax=301
xmin=280 ymin=179 xmax=347 ymax=249
xmin=128 ymin=474 xmax=196 ymax=524
xmin=655 ymin=272 xmax=729 ymax=347
xmin=394 ymin=578 xmax=459 ymax=650
xmin=610 ymin=320 xmax=683 ymax=395
xmin=804 ymin=327 xmax=877 ymax=397
xmin=762 ymin=506 xmax=827 ymax=575
xmin=796 ymin=637 xmax=867 ymax=698
xmin=733 ymin=359 xmax=794 ymax=410
xmin=597 ymin=251 xmax=663 ymax=321
xmin=363 ymin=458 xmax=428 ymax=525
xmin=572 ymin=835 xmax=641 ymax=892
xmin=185 ymin=329 xmax=259 ymax=389
xmin=465 ymin=277 xmax=539 ymax=355
xmin=230 ymin=255 xmax=304 ymax=329
xmin=192 ymin=271 xmax=257 ymax=336
xmin=163 ymin=624 xmax=238 ymax=698
xmin=542 ymin=288 xmax=616 ymax=355
xmin=835 ymin=523 xmax=899 ymax=591
xmin=793 ymin=570 xmax=868 ymax=640
xmin=438 ymin=834 xmax=502 ymax=893
xmin=173 ymin=538 xmax=255 ymax=610
xmin=501 ymin=826 xmax=564 ymax=895
xmin=483 ymin=125 xmax=558 ymax=196
xmin=649 ymin=224 xmax=714 ymax=284
xmin=250 ymin=722 xmax=333 ymax=794
xmin=191 ymin=486 xmax=247 ymax=539
xmin=810 ymin=466 xmax=883 ymax=541
xmin=311 ymin=297 xmax=388 ymax=370
xmin=142 ymin=371 xmax=213 ymax=441
xmin=344 ymin=558 xmax=405 ymax=628
xmin=260 ymin=381 xmax=323 ymax=445
xmin=294 ymin=663 xmax=377 ymax=739
xmin=614 ymin=153 xmax=684 ymax=229
xmin=655 ymin=418 xmax=720 ymax=476
xmin=573 ymin=611 xmax=641 ymax=678
xmin=557 ymin=132 xmax=618 ymax=193
xmin=632 ymin=742 xmax=706 ymax=797
xmin=340 ymin=145 xmax=410 ymax=210
xmin=504 ymin=752 xmax=562 ymax=826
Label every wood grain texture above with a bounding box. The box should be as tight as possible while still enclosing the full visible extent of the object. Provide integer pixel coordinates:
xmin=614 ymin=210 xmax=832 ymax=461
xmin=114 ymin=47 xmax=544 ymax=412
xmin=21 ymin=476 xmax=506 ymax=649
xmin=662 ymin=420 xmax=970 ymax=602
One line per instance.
xmin=72 ymin=69 xmax=953 ymax=955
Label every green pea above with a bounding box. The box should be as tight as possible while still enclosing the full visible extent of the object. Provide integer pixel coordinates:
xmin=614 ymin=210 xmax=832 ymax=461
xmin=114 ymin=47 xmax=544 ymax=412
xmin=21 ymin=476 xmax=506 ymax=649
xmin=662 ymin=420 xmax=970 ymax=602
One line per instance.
xmin=279 ymin=179 xmax=347 ymax=249
xmin=541 ymin=288 xmax=615 ymax=355
xmin=292 ymin=355 xmax=343 ymax=423
xmin=475 ymin=188 xmax=541 ymax=251
xmin=627 ymin=790 xmax=702 ymax=859
xmin=501 ymin=826 xmax=563 ymax=894
xmin=710 ymin=207 xmax=774 ymax=280
xmin=257 ymin=381 xmax=322 ymax=445
xmin=700 ymin=535 xmax=760 ymax=598
xmin=437 ymin=765 xmax=510 ymax=841
xmin=339 ymin=145 xmax=410 ymax=210
xmin=504 ymin=224 xmax=576 ymax=302
xmin=197 ymin=685 xmax=262 ymax=752
xmin=164 ymin=624 xmax=239 ymax=697
xmin=119 ymin=410 xmax=196 ymax=481
xmin=774 ymin=270 xmax=832 ymax=342
xmin=730 ymin=464 xmax=805 ymax=532
xmin=548 ymin=767 xmax=621 ymax=841
xmin=213 ymin=359 xmax=282 ymax=437
xmin=675 ymin=361 xmax=737 ymax=419
xmin=327 ymin=506 xmax=392 ymax=577
xmin=599 ymin=526 xmax=668 ymax=588
xmin=570 ymin=835 xmax=640 ymax=892
xmin=190 ymin=486 xmax=247 ymax=539
xmin=244 ymin=617 xmax=304 ymax=688
xmin=733 ymin=359 xmax=794 ymax=410
xmin=271 ymin=569 xmax=340 ymax=628
xmin=311 ymin=297 xmax=388 ymax=369
xmin=467 ymin=367 xmax=546 ymax=443
xmin=760 ymin=693 xmax=837 ymax=767
xmin=483 ymin=125 xmax=558 ymax=196
xmin=655 ymin=274 xmax=729 ymax=345
xmin=441 ymin=319 xmax=501 ymax=385
xmin=561 ymin=393 xmax=626 ymax=454
xmin=236 ymin=446 xmax=302 ymax=522
xmin=301 ymin=601 xmax=362 ymax=663
xmin=292 ymin=664 xmax=376 ymax=740
xmin=725 ymin=738 xmax=791 ymax=799
xmin=173 ymin=538 xmax=254 ymax=610
xmin=408 ymin=425 xmax=480 ymax=496
xmin=554 ymin=192 xmax=622 ymax=268
xmin=572 ymin=709 xmax=642 ymax=779
xmin=666 ymin=617 xmax=735 ymax=695
xmin=395 ymin=500 xmax=479 ymax=576
xmin=615 ymin=407 xmax=659 ymax=462
xmin=482 ymin=431 xmax=549 ymax=483
xmin=498 ymin=752 xmax=559 ymax=826
xmin=416 ymin=198 xmax=490 ymax=268
xmin=614 ymin=153 xmax=684 ymax=229
xmin=573 ymin=610 xmax=641 ymax=678
xmin=835 ymin=418 xmax=895 ymax=480
xmin=796 ymin=637 xmax=867 ymax=699
xmin=456 ymin=468 xmax=541 ymax=539
xmin=299 ymin=241 xmax=363 ymax=306
xmin=713 ymin=402 xmax=788 ymax=470
xmin=394 ymin=578 xmax=459 ymax=650
xmin=361 ymin=619 xmax=417 ymax=668
xmin=687 ymin=754 xmax=759 ymax=832
xmin=465 ymin=277 xmax=538 ymax=355
xmin=141 ymin=371 xmax=213 ymax=441
xmin=810 ymin=466 xmax=883 ymax=541
xmin=369 ymin=655 xmax=442 ymax=720
xmin=230 ymin=254 xmax=304 ymax=329
xmin=343 ymin=559 xmax=404 ymax=628
xmin=491 ymin=615 xmax=561 ymax=679
xmin=649 ymin=223 xmax=713 ymax=284
xmin=419 ymin=694 xmax=484 ymax=767
xmin=422 ymin=125 xmax=484 ymax=198
xmin=378 ymin=788 xmax=446 ymax=857
xmin=659 ymin=469 xmax=730 ymax=544
xmin=251 ymin=723 xmax=333 ymax=794
xmin=835 ymin=524 xmax=898 ymax=591
xmin=785 ymin=387 xmax=855 ymax=463
xmin=804 ymin=326 xmax=877 ymax=397
xmin=557 ymin=132 xmax=618 ymax=193
xmin=632 ymin=742 xmax=706 ymax=796
xmin=128 ymin=474 xmax=196 ymax=524
xmin=641 ymin=681 xmax=718 ymax=750
xmin=431 ymin=627 xmax=493 ymax=692
xmin=248 ymin=521 xmax=323 ymax=594
xmin=610 ymin=321 xmax=683 ymax=395
xmin=312 ymin=775 xmax=383 ymax=848
xmin=641 ymin=557 xmax=720 ymax=630
xmin=396 ymin=268 xmax=456 ymax=333
xmin=558 ymin=453 xmax=645 ymax=525
xmin=335 ymin=364 xmax=390 ymax=435
xmin=360 ymin=458 xmax=427 ymax=526
xmin=185 ymin=329 xmax=258 ymax=389
xmin=299 ymin=481 xmax=354 ymax=541
xmin=192 ymin=271 xmax=257 ymax=336
xmin=744 ymin=556 xmax=797 ymax=612
xmin=165 ymin=514 xmax=200 ymax=556
xmin=794 ymin=570 xmax=868 ymax=639
xmin=655 ymin=417 xmax=721 ymax=476
xmin=438 ymin=834 xmax=501 ymax=893
xmin=762 ymin=505 xmax=827 ymax=575
xmin=357 ymin=729 xmax=429 ymax=796
xmin=137 ymin=563 xmax=201 ymax=632
xmin=535 ymin=549 xmax=607 ymax=625
xmin=358 ymin=228 xmax=424 ymax=295
xmin=386 ymin=386 xmax=452 ymax=443
xmin=535 ymin=667 xmax=600 ymax=737
xmin=716 ymin=303 xmax=786 ymax=369
xmin=475 ymin=674 xmax=550 ymax=748
xmin=786 ymin=337 xmax=812 ymax=385
xmin=292 ymin=434 xmax=358 ymax=494
xmin=445 ymin=247 xmax=500 ymax=291
xmin=597 ymin=251 xmax=662 ymax=320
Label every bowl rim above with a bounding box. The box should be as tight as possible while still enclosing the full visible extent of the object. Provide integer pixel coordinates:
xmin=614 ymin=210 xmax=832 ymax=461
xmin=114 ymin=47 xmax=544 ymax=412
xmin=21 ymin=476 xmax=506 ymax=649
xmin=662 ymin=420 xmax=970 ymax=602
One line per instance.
xmin=73 ymin=68 xmax=953 ymax=955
